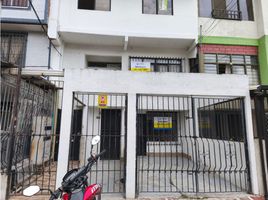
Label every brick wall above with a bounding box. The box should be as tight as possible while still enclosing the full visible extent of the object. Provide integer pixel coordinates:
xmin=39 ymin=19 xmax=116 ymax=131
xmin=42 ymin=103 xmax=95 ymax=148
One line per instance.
xmin=200 ymin=44 xmax=258 ymax=55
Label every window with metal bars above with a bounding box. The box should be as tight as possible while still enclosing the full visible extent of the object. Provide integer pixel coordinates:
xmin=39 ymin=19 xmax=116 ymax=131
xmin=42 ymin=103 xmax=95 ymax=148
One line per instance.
xmin=143 ymin=0 xmax=173 ymax=15
xmin=1 ymin=32 xmax=27 ymax=67
xmin=198 ymin=0 xmax=254 ymax=21
xmin=2 ymin=0 xmax=28 ymax=8
xmin=198 ymin=99 xmax=245 ymax=142
xmin=129 ymin=56 xmax=182 ymax=72
xmin=203 ymin=53 xmax=259 ymax=85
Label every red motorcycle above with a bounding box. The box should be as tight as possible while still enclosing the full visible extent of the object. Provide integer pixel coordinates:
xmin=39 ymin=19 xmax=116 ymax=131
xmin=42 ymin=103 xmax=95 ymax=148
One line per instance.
xmin=23 ymin=136 xmax=105 ymax=200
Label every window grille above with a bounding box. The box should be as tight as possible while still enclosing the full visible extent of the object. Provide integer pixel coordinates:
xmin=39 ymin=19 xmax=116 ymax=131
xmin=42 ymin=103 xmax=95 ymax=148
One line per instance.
xmin=1 ymin=32 xmax=27 ymax=67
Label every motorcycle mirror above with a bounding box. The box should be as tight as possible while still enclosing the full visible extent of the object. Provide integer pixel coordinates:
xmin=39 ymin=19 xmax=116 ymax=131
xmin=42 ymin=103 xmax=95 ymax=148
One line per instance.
xmin=91 ymin=135 xmax=100 ymax=146
xmin=23 ymin=185 xmax=40 ymax=197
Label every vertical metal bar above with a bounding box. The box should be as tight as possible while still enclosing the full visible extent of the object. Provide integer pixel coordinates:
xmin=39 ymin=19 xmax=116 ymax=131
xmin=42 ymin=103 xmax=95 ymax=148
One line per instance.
xmin=5 ymin=62 xmax=22 ymax=200
xmin=191 ymin=97 xmax=199 ymax=193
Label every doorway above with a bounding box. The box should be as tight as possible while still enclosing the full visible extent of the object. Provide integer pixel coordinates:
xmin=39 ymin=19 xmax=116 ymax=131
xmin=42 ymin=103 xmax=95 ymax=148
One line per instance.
xmin=100 ymin=109 xmax=121 ymax=160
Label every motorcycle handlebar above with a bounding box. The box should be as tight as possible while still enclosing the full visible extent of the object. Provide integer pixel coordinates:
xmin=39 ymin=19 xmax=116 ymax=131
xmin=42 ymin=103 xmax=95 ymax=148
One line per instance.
xmin=62 ymin=149 xmax=106 ymax=189
xmin=93 ymin=149 xmax=106 ymax=160
xmin=49 ymin=189 xmax=62 ymax=200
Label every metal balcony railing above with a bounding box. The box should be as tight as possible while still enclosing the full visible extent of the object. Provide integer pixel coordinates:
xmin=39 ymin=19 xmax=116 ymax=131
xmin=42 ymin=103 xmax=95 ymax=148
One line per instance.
xmin=212 ymin=9 xmax=242 ymax=20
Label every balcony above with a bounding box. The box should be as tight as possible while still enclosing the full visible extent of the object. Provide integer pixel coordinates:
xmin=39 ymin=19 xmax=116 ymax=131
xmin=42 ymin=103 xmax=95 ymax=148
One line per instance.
xmin=212 ymin=9 xmax=242 ymax=20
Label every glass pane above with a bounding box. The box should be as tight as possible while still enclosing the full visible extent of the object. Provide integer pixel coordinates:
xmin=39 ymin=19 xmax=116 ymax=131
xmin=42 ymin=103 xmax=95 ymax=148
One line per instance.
xmin=239 ymin=0 xmax=254 ymax=20
xmin=158 ymin=0 xmax=172 ymax=15
xmin=12 ymin=0 xmax=28 ymax=7
xmin=204 ymin=64 xmax=217 ymax=74
xmin=95 ymin=0 xmax=110 ymax=11
xmin=217 ymin=54 xmax=230 ymax=63
xmin=245 ymin=55 xmax=258 ymax=65
xmin=232 ymin=65 xmax=245 ymax=75
xmin=143 ymin=0 xmax=156 ymax=14
xmin=199 ymin=0 xmax=212 ymax=17
xmin=204 ymin=54 xmax=216 ymax=63
xmin=247 ymin=65 xmax=259 ymax=85
xmin=226 ymin=0 xmax=238 ymax=11
xmin=2 ymin=0 xmax=12 ymax=6
xmin=231 ymin=55 xmax=244 ymax=64
xmin=213 ymin=0 xmax=227 ymax=10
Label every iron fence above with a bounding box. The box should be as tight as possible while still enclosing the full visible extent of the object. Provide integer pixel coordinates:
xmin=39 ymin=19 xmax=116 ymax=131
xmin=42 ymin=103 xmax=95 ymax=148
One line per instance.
xmin=0 ymin=74 xmax=63 ymax=196
xmin=68 ymin=92 xmax=127 ymax=194
xmin=136 ymin=94 xmax=249 ymax=194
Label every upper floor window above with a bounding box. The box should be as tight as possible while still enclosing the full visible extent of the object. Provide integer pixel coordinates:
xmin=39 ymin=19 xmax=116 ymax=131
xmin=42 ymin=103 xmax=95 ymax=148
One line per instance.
xmin=198 ymin=0 xmax=254 ymax=21
xmin=2 ymin=0 xmax=28 ymax=8
xmin=87 ymin=55 xmax=121 ymax=70
xmin=143 ymin=0 xmax=173 ymax=15
xmin=1 ymin=32 xmax=27 ymax=67
xmin=203 ymin=54 xmax=259 ymax=85
xmin=78 ymin=0 xmax=111 ymax=11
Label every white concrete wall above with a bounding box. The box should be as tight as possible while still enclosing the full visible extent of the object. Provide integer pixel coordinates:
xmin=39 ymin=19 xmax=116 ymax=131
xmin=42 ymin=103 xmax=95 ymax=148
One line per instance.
xmin=1 ymin=0 xmax=47 ymax=21
xmin=256 ymin=0 xmax=268 ymax=36
xmin=199 ymin=18 xmax=258 ymax=38
xmin=25 ymin=32 xmax=50 ymax=68
xmin=0 ymin=175 xmax=7 ymax=200
xmin=57 ymin=0 xmax=198 ymax=39
xmin=63 ymin=43 xmax=191 ymax=72
xmin=198 ymin=0 xmax=263 ymax=38
xmin=56 ymin=68 xmax=259 ymax=197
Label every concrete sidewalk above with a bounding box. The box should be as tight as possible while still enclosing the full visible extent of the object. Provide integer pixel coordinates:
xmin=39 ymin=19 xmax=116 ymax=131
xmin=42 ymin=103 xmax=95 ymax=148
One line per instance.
xmin=8 ymin=194 xmax=265 ymax=200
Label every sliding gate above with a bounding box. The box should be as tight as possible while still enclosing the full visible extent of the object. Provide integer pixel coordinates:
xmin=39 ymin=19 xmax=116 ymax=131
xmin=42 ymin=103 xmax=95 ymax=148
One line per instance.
xmin=68 ymin=92 xmax=127 ymax=194
xmin=136 ymin=94 xmax=249 ymax=194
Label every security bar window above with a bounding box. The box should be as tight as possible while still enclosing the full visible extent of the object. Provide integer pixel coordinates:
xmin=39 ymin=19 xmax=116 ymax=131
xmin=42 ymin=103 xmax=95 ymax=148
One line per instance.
xmin=2 ymin=0 xmax=28 ymax=8
xmin=130 ymin=56 xmax=182 ymax=72
xmin=1 ymin=32 xmax=27 ymax=67
xmin=203 ymin=53 xmax=259 ymax=85
xmin=198 ymin=0 xmax=254 ymax=20
xmin=143 ymin=0 xmax=173 ymax=15
xmin=78 ymin=0 xmax=111 ymax=11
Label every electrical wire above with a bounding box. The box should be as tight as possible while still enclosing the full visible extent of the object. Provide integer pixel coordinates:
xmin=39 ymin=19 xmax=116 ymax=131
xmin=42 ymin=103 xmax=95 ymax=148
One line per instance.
xmin=28 ymin=0 xmax=62 ymax=56
xmin=202 ymin=0 xmax=237 ymax=35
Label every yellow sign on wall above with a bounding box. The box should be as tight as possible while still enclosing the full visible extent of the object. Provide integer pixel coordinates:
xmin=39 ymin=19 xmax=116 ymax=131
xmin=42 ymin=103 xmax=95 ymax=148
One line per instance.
xmin=98 ymin=95 xmax=108 ymax=108
xmin=154 ymin=117 xmax=172 ymax=129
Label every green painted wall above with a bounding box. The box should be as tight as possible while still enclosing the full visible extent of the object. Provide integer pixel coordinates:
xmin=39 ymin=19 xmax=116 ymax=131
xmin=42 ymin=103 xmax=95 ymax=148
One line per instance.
xmin=258 ymin=35 xmax=268 ymax=85
xmin=199 ymin=36 xmax=259 ymax=46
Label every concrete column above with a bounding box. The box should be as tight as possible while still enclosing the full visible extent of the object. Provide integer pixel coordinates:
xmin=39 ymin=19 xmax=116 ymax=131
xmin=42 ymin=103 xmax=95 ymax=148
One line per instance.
xmin=0 ymin=174 xmax=7 ymax=200
xmin=244 ymin=94 xmax=259 ymax=194
xmin=126 ymin=93 xmax=137 ymax=199
xmin=55 ymin=78 xmax=73 ymax=188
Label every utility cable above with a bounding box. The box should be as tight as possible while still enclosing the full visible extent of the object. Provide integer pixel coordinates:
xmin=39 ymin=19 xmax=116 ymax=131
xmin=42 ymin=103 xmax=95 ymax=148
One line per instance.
xmin=28 ymin=0 xmax=62 ymax=56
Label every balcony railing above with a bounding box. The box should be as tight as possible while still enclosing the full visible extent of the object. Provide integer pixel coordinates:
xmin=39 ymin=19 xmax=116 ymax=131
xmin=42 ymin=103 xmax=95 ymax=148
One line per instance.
xmin=212 ymin=9 xmax=242 ymax=20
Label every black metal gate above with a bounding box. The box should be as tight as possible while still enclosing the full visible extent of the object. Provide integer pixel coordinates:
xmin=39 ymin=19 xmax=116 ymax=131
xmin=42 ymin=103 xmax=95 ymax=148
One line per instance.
xmin=0 ymin=74 xmax=64 ymax=197
xmin=68 ymin=92 xmax=127 ymax=194
xmin=251 ymin=86 xmax=268 ymax=199
xmin=136 ymin=94 xmax=249 ymax=194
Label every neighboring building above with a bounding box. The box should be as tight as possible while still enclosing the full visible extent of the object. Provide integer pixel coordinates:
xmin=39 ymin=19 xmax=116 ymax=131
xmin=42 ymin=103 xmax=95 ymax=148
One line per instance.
xmin=198 ymin=0 xmax=268 ymax=195
xmin=1 ymin=1 xmax=59 ymax=200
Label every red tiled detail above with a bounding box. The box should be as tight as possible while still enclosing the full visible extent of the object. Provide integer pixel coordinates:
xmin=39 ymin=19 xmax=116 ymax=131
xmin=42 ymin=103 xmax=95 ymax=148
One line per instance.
xmin=200 ymin=44 xmax=258 ymax=55
xmin=250 ymin=196 xmax=265 ymax=200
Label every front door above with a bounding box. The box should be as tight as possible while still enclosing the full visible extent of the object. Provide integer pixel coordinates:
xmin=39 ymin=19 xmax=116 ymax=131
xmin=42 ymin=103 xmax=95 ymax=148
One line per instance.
xmin=100 ymin=109 xmax=121 ymax=160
